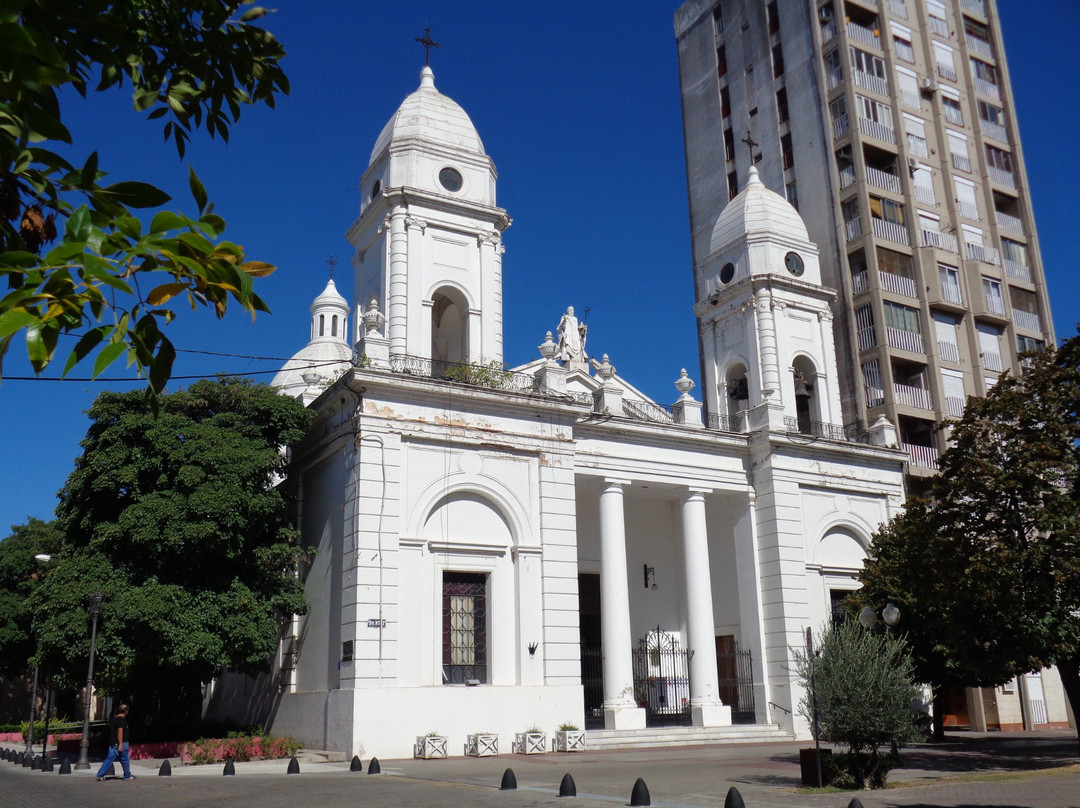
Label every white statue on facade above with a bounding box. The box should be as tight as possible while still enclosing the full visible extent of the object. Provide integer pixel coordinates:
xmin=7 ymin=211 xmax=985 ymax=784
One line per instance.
xmin=557 ymin=306 xmax=588 ymax=364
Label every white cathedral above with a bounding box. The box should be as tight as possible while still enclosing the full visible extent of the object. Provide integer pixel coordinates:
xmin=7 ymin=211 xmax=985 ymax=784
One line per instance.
xmin=208 ymin=64 xmax=907 ymax=759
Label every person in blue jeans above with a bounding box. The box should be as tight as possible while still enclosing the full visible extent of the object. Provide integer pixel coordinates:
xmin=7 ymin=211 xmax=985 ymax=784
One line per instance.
xmin=95 ymin=703 xmax=136 ymax=781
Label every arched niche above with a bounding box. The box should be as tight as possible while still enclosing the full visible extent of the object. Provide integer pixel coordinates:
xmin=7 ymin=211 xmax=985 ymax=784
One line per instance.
xmin=724 ymin=360 xmax=750 ymax=417
xmin=431 ymin=286 xmax=469 ymax=364
xmin=791 ymin=354 xmax=822 ymax=432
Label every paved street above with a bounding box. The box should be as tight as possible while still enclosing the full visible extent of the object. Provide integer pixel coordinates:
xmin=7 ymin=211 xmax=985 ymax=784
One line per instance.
xmin=1 ymin=731 xmax=1077 ymax=808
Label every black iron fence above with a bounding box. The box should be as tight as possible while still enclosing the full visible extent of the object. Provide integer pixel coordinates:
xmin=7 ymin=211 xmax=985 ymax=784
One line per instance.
xmin=717 ymin=643 xmax=757 ymax=724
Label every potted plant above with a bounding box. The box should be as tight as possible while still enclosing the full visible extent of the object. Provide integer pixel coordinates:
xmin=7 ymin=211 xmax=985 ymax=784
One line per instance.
xmin=414 ymin=731 xmax=448 ymax=759
xmin=512 ymin=725 xmax=547 ymax=755
xmin=554 ymin=722 xmax=586 ymax=752
xmin=465 ymin=731 xmax=499 ymax=757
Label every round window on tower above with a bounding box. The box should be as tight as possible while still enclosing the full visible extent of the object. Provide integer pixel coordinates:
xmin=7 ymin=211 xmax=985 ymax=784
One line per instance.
xmin=719 ymin=262 xmax=735 ymax=284
xmin=439 ymin=167 xmax=463 ymax=193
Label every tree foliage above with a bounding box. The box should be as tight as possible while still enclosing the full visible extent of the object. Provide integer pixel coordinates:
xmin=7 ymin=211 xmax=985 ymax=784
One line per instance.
xmin=0 ymin=1 xmax=287 ymax=396
xmin=857 ymin=335 xmax=1080 ymax=747
xmin=795 ymin=620 xmax=923 ymax=789
xmin=24 ymin=378 xmax=313 ymax=730
xmin=0 ymin=517 xmax=62 ymax=678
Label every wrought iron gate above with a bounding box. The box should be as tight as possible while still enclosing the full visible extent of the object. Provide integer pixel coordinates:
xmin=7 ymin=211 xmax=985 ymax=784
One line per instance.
xmin=632 ymin=629 xmax=693 ymax=727
xmin=716 ymin=642 xmax=756 ymax=723
xmin=580 ymin=644 xmax=605 ymax=729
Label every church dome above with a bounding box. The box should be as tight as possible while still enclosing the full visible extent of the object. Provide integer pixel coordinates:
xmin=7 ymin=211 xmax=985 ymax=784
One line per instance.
xmin=370 ymin=66 xmax=486 ymax=165
xmin=709 ymin=166 xmax=808 ymax=255
xmin=272 ymin=278 xmax=353 ymax=399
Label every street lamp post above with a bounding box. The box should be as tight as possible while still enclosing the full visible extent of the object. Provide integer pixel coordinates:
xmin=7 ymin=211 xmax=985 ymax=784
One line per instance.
xmin=75 ymin=588 xmax=104 ymax=770
xmin=859 ymin=602 xmax=903 ymax=755
xmin=24 ymin=553 xmax=52 ymax=757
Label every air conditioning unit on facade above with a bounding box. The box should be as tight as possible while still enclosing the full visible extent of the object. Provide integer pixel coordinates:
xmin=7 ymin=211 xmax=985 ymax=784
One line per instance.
xmin=920 ymin=77 xmax=938 ymax=93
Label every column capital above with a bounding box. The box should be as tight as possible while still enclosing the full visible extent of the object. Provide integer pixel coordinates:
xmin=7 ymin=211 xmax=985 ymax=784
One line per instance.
xmin=681 ymin=487 xmax=712 ymax=500
xmin=601 ymin=477 xmax=632 ymax=489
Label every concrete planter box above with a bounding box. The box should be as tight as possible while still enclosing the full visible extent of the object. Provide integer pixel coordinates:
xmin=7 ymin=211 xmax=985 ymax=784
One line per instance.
xmin=414 ymin=735 xmax=448 ymax=759
xmin=554 ymin=729 xmax=586 ymax=752
xmin=465 ymin=733 xmax=499 ymax=757
xmin=512 ymin=732 xmax=547 ymax=755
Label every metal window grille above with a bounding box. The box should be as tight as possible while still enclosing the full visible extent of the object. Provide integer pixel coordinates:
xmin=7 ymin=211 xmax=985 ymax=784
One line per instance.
xmin=442 ymin=573 xmax=487 ymax=684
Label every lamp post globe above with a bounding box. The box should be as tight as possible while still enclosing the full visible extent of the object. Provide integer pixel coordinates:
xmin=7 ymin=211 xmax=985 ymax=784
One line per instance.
xmin=75 ymin=589 xmax=104 ymax=770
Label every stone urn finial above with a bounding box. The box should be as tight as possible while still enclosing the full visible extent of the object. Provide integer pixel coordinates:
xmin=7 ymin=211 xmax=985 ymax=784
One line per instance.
xmin=674 ymin=368 xmax=695 ymax=398
xmin=538 ymin=330 xmax=558 ymax=361
xmin=596 ymin=353 xmax=616 ymax=383
xmin=361 ymin=297 xmax=386 ymax=337
xmin=301 ymin=371 xmax=321 ymax=387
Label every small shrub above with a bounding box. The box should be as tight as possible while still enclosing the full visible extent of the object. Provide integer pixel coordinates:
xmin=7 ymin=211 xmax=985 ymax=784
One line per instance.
xmin=179 ymin=733 xmax=301 ymax=765
xmin=557 ymin=722 xmax=579 ymax=732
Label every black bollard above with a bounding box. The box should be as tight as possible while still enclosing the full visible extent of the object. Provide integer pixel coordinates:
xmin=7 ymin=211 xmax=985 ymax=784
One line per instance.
xmin=847 ymin=800 xmax=865 ymax=808
xmin=1 ymin=748 xmax=7 ymax=761
xmin=723 ymin=786 xmax=746 ymax=808
xmin=58 ymin=757 xmax=72 ymax=775
xmin=159 ymin=759 xmax=172 ymax=776
xmin=558 ymin=773 xmax=577 ymax=798
xmin=223 ymin=758 xmax=236 ymax=776
xmin=629 ymin=777 xmax=650 ymax=807
xmin=287 ymin=755 xmax=300 ymax=775
xmin=21 ymin=752 xmax=31 ymax=767
xmin=41 ymin=756 xmax=54 ymax=773
xmin=500 ymin=767 xmax=517 ymax=790
xmin=367 ymin=757 xmax=381 ymax=775
xmin=349 ymin=755 xmax=363 ymax=772
xmin=30 ymin=755 xmax=41 ymax=770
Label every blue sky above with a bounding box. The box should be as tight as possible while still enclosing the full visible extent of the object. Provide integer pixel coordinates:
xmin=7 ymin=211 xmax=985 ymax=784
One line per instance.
xmin=2 ymin=1 xmax=1078 ymax=532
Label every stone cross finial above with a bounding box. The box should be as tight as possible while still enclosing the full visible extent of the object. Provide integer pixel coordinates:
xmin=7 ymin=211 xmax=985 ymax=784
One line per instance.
xmin=740 ymin=129 xmax=758 ymax=166
xmin=415 ymin=27 xmax=440 ymax=66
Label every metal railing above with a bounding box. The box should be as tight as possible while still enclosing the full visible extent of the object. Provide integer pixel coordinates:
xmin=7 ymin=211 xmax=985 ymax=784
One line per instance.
xmin=706 ymin=411 xmax=744 ymax=433
xmin=961 ymin=0 xmax=987 ymax=17
xmin=973 ymin=76 xmax=1001 ymax=100
xmin=966 ymin=34 xmax=993 ymax=60
xmin=928 ymin=15 xmax=949 ymax=38
xmin=894 ymin=38 xmax=915 ymax=64
xmin=982 ymin=293 xmax=1007 ymax=317
xmin=957 ymin=199 xmax=979 ymax=221
xmin=857 ymin=325 xmax=877 ymax=350
xmin=943 ymin=103 xmax=965 ymax=126
xmin=846 ymin=21 xmax=880 ymax=49
xmin=872 ymin=217 xmax=910 ymax=245
xmin=1012 ymin=309 xmax=1042 ymax=332
xmin=951 ymin=152 xmax=971 ymax=172
xmin=921 ymin=228 xmax=958 ymax=253
xmin=995 ymin=210 xmax=1024 ymax=236
xmin=894 ymin=382 xmax=933 ymax=410
xmin=622 ymin=398 xmax=675 ymax=425
xmin=1004 ymin=260 xmax=1032 ymax=283
xmin=887 ymin=326 xmax=924 ymax=353
xmin=938 ymin=340 xmax=961 ymax=363
xmin=946 ymin=396 xmax=966 ymax=417
xmin=915 ymin=183 xmax=936 ymax=206
xmin=865 ymin=165 xmax=901 ymax=194
xmin=880 ymin=270 xmax=918 ymax=298
xmin=832 ymin=113 xmax=850 ymax=138
xmin=845 ymin=216 xmax=863 ymax=241
xmin=981 ymin=119 xmax=1008 ymax=144
xmin=900 ymin=88 xmax=921 ymax=110
xmin=858 ymin=115 xmax=895 ymax=144
xmin=989 ymin=165 xmax=1016 ymax=189
xmin=937 ymin=61 xmax=958 ymax=82
xmin=903 ymin=443 xmax=939 ymax=469
xmin=851 ymin=270 xmax=868 ymax=294
xmin=854 ymin=69 xmax=889 ymax=96
xmin=783 ymin=418 xmax=876 ymax=445
xmin=826 ymin=66 xmax=843 ymax=90
xmin=838 ymin=164 xmax=856 ymax=189
xmin=386 ymin=355 xmax=584 ymax=404
xmin=981 ymin=351 xmax=1003 ymax=372
xmin=939 ymin=278 xmax=963 ymax=304
xmin=887 ymin=0 xmax=908 ymax=19
xmin=907 ymin=133 xmax=929 ymax=157
xmin=966 ymin=242 xmax=1000 ymax=265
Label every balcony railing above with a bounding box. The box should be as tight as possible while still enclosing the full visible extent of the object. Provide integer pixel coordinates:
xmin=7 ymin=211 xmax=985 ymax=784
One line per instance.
xmin=928 ymin=15 xmax=949 ymax=39
xmin=706 ymin=411 xmax=744 ymax=433
xmin=865 ymin=385 xmax=885 ymax=407
xmin=973 ymin=76 xmax=1001 ymax=100
xmin=872 ymin=217 xmax=910 ymax=245
xmin=894 ymin=39 xmax=915 ymax=63
xmin=1004 ymin=259 xmax=1032 ymax=283
xmin=966 ymin=242 xmax=1000 ymax=265
xmin=851 ymin=270 xmax=869 ymax=294
xmin=982 ymin=294 xmax=1007 ymax=317
xmin=887 ymin=327 xmax=925 ymax=353
xmin=833 ymin=113 xmax=850 ymax=139
xmin=943 ymin=104 xmax=965 ymax=126
xmin=845 ymin=216 xmax=863 ymax=241
xmin=921 ymin=228 xmax=958 ymax=253
xmin=895 ymin=382 xmax=933 ymax=410
xmin=839 ymin=164 xmax=856 ymax=189
xmin=995 ymin=210 xmax=1024 ymax=236
xmin=957 ymin=200 xmax=979 ymax=221
xmin=946 ymin=396 xmax=966 ymax=417
xmin=888 ymin=0 xmax=909 ymax=20
xmin=858 ymin=115 xmax=895 ymax=144
xmin=981 ymin=351 xmax=1003 ymax=372
xmin=1013 ymin=309 xmax=1042 ymax=332
xmin=858 ymin=326 xmax=877 ymax=350
xmin=989 ymin=165 xmax=1016 ymax=189
xmin=866 ymin=165 xmax=901 ymax=194
xmin=938 ymin=340 xmax=961 ymax=363
xmin=827 ymin=66 xmax=843 ymax=90
xmin=388 ymin=355 xmax=552 ymax=397
xmin=854 ymin=69 xmax=889 ymax=96
xmin=783 ymin=417 xmax=872 ymax=443
xmin=623 ymin=398 xmax=676 ymax=425
xmin=907 ymin=133 xmax=929 ymax=157
xmin=821 ymin=21 xmax=838 ymax=42
xmin=962 ymin=0 xmax=987 ymax=18
xmin=937 ymin=61 xmax=958 ymax=82
xmin=966 ymin=34 xmax=994 ymax=61
xmin=951 ymin=152 xmax=971 ymax=172
xmin=904 ymin=443 xmax=940 ymax=469
xmin=980 ymin=119 xmax=1008 ymax=143
xmin=847 ymin=21 xmax=881 ymax=49
xmin=940 ymin=278 xmax=963 ymax=304
xmin=900 ymin=88 xmax=922 ymax=110
xmin=880 ymin=270 xmax=918 ymax=297
xmin=914 ymin=183 xmax=936 ymax=205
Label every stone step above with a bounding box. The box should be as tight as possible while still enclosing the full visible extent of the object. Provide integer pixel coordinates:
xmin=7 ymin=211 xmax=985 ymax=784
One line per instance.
xmin=585 ymin=724 xmax=792 ymax=750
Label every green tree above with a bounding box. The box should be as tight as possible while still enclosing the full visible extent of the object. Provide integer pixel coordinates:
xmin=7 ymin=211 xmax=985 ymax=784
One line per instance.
xmin=0 ymin=517 xmax=62 ymax=678
xmin=27 ymin=377 xmax=313 ymax=734
xmin=858 ymin=336 xmax=1080 ymax=751
xmin=0 ymin=1 xmax=288 ymax=395
xmin=795 ymin=620 xmax=923 ymax=789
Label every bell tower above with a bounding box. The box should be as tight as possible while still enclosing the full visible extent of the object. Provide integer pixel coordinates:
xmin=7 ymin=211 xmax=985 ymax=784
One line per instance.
xmin=695 ymin=166 xmax=842 ymax=433
xmin=346 ymin=65 xmax=511 ymax=365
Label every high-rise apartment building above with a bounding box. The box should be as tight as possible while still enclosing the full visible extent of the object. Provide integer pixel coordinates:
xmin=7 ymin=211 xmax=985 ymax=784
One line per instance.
xmin=675 ymin=0 xmax=1054 ymax=494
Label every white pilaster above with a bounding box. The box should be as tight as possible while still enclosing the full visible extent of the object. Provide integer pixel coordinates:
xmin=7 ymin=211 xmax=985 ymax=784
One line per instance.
xmin=598 ymin=479 xmax=646 ymax=730
xmin=387 ymin=208 xmax=408 ymax=355
xmin=681 ymin=489 xmax=731 ymax=726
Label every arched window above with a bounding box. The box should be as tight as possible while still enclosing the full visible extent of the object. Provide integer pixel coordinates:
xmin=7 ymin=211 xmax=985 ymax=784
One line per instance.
xmin=431 ymin=288 xmax=468 ymax=364
xmin=791 ymin=357 xmax=821 ymax=433
xmin=319 ymin=314 xmax=325 ymax=337
xmin=331 ymin=315 xmax=338 ymax=338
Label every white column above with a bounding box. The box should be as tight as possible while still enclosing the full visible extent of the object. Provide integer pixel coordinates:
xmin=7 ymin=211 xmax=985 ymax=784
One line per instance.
xmin=598 ymin=479 xmax=646 ymax=730
xmin=387 ymin=208 xmax=408 ymax=355
xmin=681 ymin=489 xmax=732 ymax=726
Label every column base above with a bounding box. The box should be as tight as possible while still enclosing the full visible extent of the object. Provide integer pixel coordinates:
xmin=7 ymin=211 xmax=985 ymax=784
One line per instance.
xmin=603 ymin=706 xmax=646 ymax=730
xmin=692 ymin=703 xmax=732 ymax=727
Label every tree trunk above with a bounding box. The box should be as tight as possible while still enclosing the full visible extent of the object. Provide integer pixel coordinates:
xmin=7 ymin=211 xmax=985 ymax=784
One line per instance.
xmin=1055 ymin=657 xmax=1080 ymax=758
xmin=930 ymin=687 xmax=945 ymax=742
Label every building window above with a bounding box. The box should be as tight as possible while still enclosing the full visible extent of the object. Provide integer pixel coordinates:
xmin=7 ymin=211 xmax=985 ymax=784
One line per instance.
xmin=893 ymin=33 xmax=915 ymax=64
xmin=939 ymin=264 xmax=962 ymax=304
xmin=869 ymin=196 xmax=904 ymax=225
xmin=728 ymin=169 xmax=739 ymax=200
xmin=772 ymin=43 xmax=784 ymax=77
xmin=318 ymin=314 xmax=325 ymax=337
xmin=985 ymin=145 xmax=1013 ymax=172
xmin=713 ymin=5 xmax=724 ymax=36
xmin=785 ymin=179 xmax=798 ymax=210
xmin=720 ymin=85 xmax=731 ymax=118
xmin=884 ymin=301 xmax=921 ymax=335
xmin=1017 ymin=335 xmax=1045 ymax=353
xmin=776 ymin=87 xmax=789 ymax=123
xmin=942 ymin=94 xmax=964 ymax=126
xmin=442 ymin=572 xmax=488 ymax=684
xmin=767 ymin=1 xmax=780 ymax=34
xmin=723 ymin=127 xmax=735 ymax=162
xmin=781 ymin=133 xmax=794 ymax=170
xmin=716 ymin=45 xmax=727 ymax=79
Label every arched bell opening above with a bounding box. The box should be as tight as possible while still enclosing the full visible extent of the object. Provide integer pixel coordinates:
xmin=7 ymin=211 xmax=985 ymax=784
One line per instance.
xmin=432 ymin=287 xmax=469 ymax=365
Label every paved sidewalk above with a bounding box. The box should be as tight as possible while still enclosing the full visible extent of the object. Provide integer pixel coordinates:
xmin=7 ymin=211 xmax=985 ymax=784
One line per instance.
xmin=1 ymin=730 xmax=1077 ymax=808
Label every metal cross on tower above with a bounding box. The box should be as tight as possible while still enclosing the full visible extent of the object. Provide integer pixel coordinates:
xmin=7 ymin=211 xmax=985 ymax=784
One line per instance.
xmin=415 ymin=27 xmax=440 ymax=66
xmin=325 ymin=255 xmax=338 ymax=280
xmin=740 ymin=129 xmax=759 ymax=166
